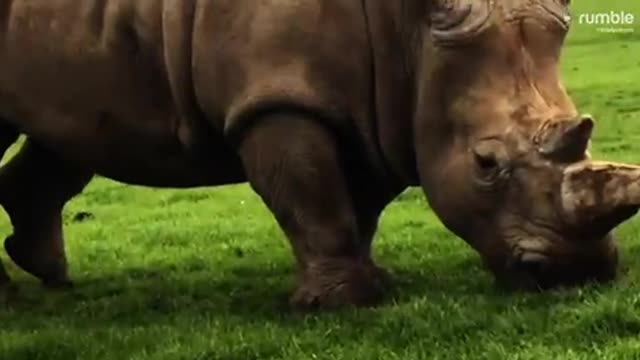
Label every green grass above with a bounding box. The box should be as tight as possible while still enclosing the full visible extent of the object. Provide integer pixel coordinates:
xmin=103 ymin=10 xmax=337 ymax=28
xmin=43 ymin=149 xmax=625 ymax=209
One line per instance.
xmin=1 ymin=2 xmax=640 ymax=359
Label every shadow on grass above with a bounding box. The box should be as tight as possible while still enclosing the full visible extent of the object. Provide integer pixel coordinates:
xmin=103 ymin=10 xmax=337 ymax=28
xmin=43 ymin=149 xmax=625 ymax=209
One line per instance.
xmin=0 ymin=255 xmax=635 ymax=359
xmin=0 ymin=256 xmax=603 ymax=319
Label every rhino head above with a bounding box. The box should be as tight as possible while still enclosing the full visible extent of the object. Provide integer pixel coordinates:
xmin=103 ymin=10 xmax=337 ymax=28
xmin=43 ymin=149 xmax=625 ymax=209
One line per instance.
xmin=413 ymin=0 xmax=638 ymax=289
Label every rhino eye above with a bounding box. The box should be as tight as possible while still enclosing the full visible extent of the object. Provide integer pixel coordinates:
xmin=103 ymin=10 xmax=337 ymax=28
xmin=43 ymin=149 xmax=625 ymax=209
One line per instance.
xmin=471 ymin=140 xmax=511 ymax=187
xmin=474 ymin=152 xmax=503 ymax=184
xmin=475 ymin=152 xmax=499 ymax=171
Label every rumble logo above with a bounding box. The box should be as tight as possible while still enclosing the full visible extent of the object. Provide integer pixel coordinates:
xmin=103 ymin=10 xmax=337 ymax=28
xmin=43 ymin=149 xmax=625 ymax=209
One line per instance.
xmin=572 ymin=11 xmax=636 ymax=33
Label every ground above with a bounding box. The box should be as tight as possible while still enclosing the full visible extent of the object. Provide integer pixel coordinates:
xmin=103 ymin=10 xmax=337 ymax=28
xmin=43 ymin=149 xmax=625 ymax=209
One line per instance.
xmin=1 ymin=1 xmax=639 ymax=359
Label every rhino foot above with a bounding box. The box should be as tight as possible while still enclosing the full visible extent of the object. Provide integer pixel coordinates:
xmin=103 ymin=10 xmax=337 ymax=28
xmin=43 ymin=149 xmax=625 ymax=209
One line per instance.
xmin=4 ymin=234 xmax=73 ymax=289
xmin=0 ymin=261 xmax=11 ymax=287
xmin=290 ymin=257 xmax=392 ymax=310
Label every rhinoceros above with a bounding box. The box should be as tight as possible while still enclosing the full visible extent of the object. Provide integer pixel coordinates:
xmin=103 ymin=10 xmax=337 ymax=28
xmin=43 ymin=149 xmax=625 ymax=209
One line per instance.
xmin=0 ymin=0 xmax=638 ymax=309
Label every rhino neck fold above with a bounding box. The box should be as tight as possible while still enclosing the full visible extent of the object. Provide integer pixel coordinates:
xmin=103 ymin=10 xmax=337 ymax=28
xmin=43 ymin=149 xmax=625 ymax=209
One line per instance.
xmin=361 ymin=0 xmax=427 ymax=186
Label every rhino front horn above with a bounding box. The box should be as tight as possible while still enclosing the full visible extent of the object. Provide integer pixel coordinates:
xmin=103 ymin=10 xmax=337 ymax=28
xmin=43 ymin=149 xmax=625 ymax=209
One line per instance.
xmin=561 ymin=160 xmax=640 ymax=236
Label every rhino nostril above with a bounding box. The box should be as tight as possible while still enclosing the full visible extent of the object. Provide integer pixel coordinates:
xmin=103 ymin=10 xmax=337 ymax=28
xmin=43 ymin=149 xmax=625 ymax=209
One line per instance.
xmin=516 ymin=252 xmax=550 ymax=276
xmin=518 ymin=259 xmax=543 ymax=276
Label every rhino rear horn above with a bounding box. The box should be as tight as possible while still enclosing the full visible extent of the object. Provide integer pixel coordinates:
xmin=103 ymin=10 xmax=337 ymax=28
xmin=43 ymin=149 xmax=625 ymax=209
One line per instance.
xmin=536 ymin=116 xmax=594 ymax=163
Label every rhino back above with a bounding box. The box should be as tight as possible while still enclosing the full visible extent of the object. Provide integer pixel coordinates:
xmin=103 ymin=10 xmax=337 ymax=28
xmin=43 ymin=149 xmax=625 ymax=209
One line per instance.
xmin=0 ymin=0 xmax=242 ymax=185
xmin=0 ymin=0 xmax=170 ymax=134
xmin=0 ymin=0 xmax=395 ymax=187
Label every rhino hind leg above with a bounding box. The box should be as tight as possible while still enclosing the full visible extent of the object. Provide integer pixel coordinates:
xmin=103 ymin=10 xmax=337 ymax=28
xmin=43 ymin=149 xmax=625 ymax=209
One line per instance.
xmin=0 ymin=121 xmax=19 ymax=286
xmin=237 ymin=113 xmax=390 ymax=309
xmin=0 ymin=139 xmax=92 ymax=288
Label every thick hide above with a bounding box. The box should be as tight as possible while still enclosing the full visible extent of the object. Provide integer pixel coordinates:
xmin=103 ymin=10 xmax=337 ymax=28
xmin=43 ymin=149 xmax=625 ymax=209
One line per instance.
xmin=0 ymin=0 xmax=637 ymax=308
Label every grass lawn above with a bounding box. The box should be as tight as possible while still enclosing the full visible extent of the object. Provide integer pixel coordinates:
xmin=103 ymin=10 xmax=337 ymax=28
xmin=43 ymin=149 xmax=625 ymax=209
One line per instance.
xmin=1 ymin=1 xmax=640 ymax=359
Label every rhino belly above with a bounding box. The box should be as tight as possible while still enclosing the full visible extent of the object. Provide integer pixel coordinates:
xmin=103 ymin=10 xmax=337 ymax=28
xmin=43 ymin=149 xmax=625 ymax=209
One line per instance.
xmin=0 ymin=102 xmax=245 ymax=188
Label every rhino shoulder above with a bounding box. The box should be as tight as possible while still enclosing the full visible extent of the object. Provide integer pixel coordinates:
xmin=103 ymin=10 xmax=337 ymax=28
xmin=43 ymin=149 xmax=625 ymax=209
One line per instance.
xmin=189 ymin=0 xmax=373 ymax=141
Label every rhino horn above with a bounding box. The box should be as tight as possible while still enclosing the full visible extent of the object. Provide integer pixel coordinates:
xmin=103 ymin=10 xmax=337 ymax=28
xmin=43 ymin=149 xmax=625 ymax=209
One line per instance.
xmin=561 ymin=160 xmax=640 ymax=236
xmin=536 ymin=116 xmax=594 ymax=163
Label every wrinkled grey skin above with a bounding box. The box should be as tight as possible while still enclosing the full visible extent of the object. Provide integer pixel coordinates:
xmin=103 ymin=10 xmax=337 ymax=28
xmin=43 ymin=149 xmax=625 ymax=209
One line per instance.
xmin=0 ymin=0 xmax=637 ymax=309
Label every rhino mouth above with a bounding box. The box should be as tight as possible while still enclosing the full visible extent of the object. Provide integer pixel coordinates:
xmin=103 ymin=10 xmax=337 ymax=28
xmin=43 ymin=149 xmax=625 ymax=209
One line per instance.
xmin=512 ymin=238 xmax=552 ymax=266
xmin=504 ymin=232 xmax=619 ymax=290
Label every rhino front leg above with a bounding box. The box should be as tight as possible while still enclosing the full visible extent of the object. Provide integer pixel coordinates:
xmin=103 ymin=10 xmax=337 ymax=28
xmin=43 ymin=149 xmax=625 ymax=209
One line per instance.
xmin=0 ymin=140 xmax=93 ymax=288
xmin=237 ymin=113 xmax=390 ymax=309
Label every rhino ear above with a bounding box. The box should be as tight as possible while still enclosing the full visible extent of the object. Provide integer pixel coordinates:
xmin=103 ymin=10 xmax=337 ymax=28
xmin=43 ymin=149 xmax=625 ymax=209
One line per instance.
xmin=429 ymin=0 xmax=494 ymax=44
xmin=536 ymin=116 xmax=594 ymax=163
